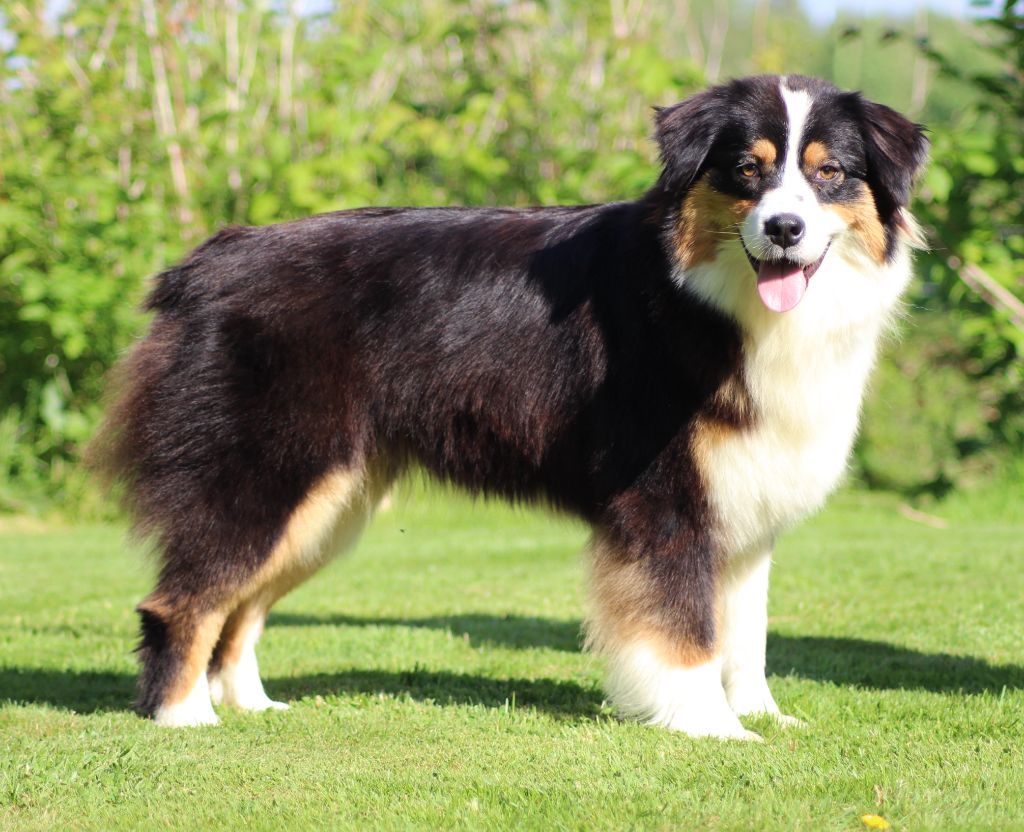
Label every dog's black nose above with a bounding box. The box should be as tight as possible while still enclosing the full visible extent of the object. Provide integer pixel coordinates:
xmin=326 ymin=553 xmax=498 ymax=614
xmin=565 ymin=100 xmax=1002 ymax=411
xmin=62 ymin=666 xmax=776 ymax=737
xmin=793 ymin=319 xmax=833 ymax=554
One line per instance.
xmin=764 ymin=214 xmax=805 ymax=249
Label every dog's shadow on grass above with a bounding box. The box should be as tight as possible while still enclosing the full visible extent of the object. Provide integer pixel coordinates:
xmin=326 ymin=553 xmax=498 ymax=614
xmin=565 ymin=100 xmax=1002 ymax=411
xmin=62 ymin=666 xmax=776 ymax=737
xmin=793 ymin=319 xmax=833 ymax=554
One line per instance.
xmin=0 ymin=664 xmax=605 ymax=718
xmin=766 ymin=634 xmax=1024 ymax=695
xmin=266 ymin=612 xmax=601 ymax=719
xmin=270 ymin=611 xmax=583 ymax=652
xmin=4 ymin=615 xmax=1024 ymax=716
xmin=274 ymin=612 xmax=1024 ymax=695
xmin=0 ymin=667 xmax=136 ymax=714
xmin=269 ymin=667 xmax=604 ymax=718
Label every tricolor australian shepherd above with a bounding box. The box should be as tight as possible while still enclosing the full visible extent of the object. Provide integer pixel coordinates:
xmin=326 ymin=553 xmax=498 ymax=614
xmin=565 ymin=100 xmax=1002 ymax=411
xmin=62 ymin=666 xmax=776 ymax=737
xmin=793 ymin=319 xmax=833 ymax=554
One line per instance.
xmin=98 ymin=75 xmax=927 ymax=739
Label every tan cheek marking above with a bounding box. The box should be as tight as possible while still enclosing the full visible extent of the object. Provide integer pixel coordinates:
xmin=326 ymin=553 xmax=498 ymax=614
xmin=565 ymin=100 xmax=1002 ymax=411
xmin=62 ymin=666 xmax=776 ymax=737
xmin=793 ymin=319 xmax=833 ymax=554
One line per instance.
xmin=750 ymin=138 xmax=777 ymax=167
xmin=802 ymin=140 xmax=829 ymax=173
xmin=674 ymin=178 xmax=755 ymax=269
xmin=826 ymin=182 xmax=888 ymax=264
xmin=586 ymin=535 xmax=717 ymax=668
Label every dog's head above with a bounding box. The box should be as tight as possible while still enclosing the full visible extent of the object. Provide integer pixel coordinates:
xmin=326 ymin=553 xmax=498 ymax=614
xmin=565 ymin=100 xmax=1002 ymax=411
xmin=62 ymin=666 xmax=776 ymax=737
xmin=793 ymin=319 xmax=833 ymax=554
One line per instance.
xmin=654 ymin=75 xmax=928 ymax=315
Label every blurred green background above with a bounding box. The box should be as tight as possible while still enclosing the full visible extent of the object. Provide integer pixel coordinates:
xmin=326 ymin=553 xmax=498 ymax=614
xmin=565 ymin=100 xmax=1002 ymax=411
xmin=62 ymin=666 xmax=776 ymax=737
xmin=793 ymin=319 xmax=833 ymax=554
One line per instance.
xmin=0 ymin=0 xmax=1020 ymax=516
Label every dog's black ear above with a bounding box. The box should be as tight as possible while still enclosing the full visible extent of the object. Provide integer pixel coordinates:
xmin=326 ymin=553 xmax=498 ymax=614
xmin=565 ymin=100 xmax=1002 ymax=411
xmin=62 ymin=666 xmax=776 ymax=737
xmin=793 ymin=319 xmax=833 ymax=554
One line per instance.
xmin=855 ymin=96 xmax=929 ymax=221
xmin=654 ymin=88 xmax=725 ymax=195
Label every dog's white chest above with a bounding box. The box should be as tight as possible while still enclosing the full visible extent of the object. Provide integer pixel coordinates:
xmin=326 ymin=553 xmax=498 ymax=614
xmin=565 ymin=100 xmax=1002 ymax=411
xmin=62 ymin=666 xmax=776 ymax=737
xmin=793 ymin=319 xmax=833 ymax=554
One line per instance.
xmin=699 ymin=323 xmax=881 ymax=556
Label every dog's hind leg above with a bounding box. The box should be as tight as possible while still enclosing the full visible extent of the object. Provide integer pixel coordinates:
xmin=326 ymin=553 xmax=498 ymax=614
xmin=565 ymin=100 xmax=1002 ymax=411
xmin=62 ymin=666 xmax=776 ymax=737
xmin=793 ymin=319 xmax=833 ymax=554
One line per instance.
xmin=207 ymin=603 xmax=283 ymax=713
xmin=207 ymin=464 xmax=392 ymax=714
xmin=136 ymin=595 xmax=228 ymax=727
xmin=137 ymin=465 xmax=387 ymax=727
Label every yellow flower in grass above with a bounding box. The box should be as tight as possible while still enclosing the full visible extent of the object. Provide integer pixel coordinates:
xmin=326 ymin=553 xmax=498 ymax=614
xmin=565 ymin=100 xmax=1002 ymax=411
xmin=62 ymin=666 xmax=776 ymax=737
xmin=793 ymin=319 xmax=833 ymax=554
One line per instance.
xmin=860 ymin=814 xmax=891 ymax=830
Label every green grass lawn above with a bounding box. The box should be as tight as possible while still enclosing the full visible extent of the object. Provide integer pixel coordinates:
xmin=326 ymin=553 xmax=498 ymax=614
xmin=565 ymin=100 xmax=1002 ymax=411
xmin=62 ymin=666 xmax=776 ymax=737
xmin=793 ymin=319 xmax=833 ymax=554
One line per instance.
xmin=2 ymin=487 xmax=1023 ymax=831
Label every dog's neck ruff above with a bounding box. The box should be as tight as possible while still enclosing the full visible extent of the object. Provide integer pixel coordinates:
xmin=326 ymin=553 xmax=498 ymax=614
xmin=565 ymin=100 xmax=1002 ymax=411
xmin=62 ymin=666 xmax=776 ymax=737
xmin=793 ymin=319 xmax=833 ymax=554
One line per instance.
xmin=682 ymin=237 xmax=913 ymax=557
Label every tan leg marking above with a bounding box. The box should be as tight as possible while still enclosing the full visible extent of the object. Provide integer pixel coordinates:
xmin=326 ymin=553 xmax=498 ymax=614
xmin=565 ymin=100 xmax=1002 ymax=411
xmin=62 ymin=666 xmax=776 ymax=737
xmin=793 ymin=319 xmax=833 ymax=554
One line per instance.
xmin=586 ymin=535 xmax=716 ymax=669
xmin=254 ymin=461 xmax=394 ymax=601
xmin=207 ymin=604 xmax=278 ymax=712
xmin=207 ymin=462 xmax=395 ymax=710
xmin=137 ymin=591 xmax=226 ymax=708
xmin=158 ymin=607 xmax=229 ymax=707
xmin=211 ymin=604 xmax=262 ymax=671
xmin=587 ymin=537 xmax=757 ymax=739
xmin=221 ymin=462 xmax=393 ymax=619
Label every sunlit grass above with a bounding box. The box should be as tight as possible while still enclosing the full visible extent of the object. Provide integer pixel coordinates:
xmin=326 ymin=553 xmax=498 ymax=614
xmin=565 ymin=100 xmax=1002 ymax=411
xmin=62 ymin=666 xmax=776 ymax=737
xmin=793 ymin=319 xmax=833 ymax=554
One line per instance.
xmin=2 ymin=487 xmax=1023 ymax=831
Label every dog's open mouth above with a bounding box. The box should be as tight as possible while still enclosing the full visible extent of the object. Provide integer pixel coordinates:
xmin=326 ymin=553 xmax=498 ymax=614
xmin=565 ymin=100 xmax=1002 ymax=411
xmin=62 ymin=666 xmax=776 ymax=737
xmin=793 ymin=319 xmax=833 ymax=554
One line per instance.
xmin=742 ymin=242 xmax=830 ymax=313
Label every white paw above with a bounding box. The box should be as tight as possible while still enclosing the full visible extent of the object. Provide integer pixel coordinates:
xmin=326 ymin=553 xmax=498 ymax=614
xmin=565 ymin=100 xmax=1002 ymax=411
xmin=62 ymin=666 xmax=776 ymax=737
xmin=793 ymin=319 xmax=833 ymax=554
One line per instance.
xmin=208 ymin=674 xmax=225 ymax=706
xmin=153 ymin=695 xmax=219 ymax=727
xmin=153 ymin=673 xmax=219 ymax=727
xmin=210 ymin=667 xmax=289 ymax=712
xmin=726 ymin=679 xmax=806 ymax=729
xmin=769 ymin=712 xmax=807 ymax=729
xmin=216 ymin=685 xmax=290 ymax=712
xmin=607 ymin=646 xmax=765 ymax=741
xmin=661 ymin=706 xmax=763 ymax=741
xmin=237 ymin=695 xmax=289 ymax=713
xmin=726 ymin=676 xmax=778 ymax=715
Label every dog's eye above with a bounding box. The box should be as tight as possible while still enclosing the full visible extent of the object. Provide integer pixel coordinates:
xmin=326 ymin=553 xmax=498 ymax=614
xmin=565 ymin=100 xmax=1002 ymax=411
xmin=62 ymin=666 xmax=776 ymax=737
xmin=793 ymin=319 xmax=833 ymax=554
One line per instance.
xmin=737 ymin=162 xmax=760 ymax=179
xmin=817 ymin=163 xmax=843 ymax=181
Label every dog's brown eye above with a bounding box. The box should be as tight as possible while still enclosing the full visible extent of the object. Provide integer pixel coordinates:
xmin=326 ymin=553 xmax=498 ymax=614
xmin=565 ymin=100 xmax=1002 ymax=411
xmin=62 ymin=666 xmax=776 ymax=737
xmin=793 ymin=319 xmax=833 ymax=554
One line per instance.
xmin=738 ymin=163 xmax=760 ymax=179
xmin=817 ymin=163 xmax=842 ymax=181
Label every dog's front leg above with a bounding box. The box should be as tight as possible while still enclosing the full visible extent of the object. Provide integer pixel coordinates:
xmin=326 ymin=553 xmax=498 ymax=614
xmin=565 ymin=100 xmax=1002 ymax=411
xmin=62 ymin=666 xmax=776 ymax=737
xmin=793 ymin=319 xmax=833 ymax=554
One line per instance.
xmin=586 ymin=533 xmax=760 ymax=741
xmin=720 ymin=547 xmax=804 ymax=728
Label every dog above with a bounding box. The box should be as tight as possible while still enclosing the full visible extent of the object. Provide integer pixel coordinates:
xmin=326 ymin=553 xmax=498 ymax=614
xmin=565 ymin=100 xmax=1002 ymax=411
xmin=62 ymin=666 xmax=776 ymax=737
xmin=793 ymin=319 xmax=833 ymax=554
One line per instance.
xmin=97 ymin=74 xmax=927 ymax=738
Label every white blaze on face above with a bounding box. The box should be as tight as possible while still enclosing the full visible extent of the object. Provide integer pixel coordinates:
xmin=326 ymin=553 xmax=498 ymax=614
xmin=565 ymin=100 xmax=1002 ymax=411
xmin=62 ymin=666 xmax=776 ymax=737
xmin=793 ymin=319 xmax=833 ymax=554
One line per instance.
xmin=741 ymin=81 xmax=845 ymax=312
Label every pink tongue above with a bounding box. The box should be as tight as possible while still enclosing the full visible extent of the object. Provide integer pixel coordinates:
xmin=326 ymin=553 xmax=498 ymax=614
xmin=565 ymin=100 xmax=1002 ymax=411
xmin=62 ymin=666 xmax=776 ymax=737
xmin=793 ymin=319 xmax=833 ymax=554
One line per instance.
xmin=757 ymin=261 xmax=808 ymax=312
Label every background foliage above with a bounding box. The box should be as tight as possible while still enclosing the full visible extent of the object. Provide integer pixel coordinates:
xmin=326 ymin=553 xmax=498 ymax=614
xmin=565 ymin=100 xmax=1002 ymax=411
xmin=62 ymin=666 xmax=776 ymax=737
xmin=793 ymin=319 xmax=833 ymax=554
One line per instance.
xmin=0 ymin=0 xmax=1020 ymax=513
xmin=856 ymin=0 xmax=1023 ymax=495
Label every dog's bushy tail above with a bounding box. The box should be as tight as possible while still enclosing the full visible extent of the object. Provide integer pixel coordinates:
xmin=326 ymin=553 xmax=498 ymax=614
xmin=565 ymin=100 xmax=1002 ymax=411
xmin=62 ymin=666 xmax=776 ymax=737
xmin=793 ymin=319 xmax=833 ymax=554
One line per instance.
xmin=87 ymin=279 xmax=186 ymax=536
xmin=88 ymin=227 xmax=251 ymax=534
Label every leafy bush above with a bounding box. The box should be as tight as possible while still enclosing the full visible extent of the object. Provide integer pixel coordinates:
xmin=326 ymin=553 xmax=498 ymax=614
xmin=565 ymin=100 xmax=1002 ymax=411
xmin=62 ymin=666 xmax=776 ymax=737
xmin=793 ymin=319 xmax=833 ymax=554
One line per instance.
xmin=0 ymin=0 xmax=701 ymax=511
xmin=854 ymin=0 xmax=1023 ymax=494
xmin=0 ymin=0 xmax=1019 ymax=510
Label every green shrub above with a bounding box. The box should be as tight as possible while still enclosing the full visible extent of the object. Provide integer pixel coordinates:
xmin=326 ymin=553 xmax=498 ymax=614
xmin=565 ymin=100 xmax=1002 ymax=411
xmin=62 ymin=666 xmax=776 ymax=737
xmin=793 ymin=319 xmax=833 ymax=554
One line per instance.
xmin=0 ymin=0 xmax=1019 ymax=511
